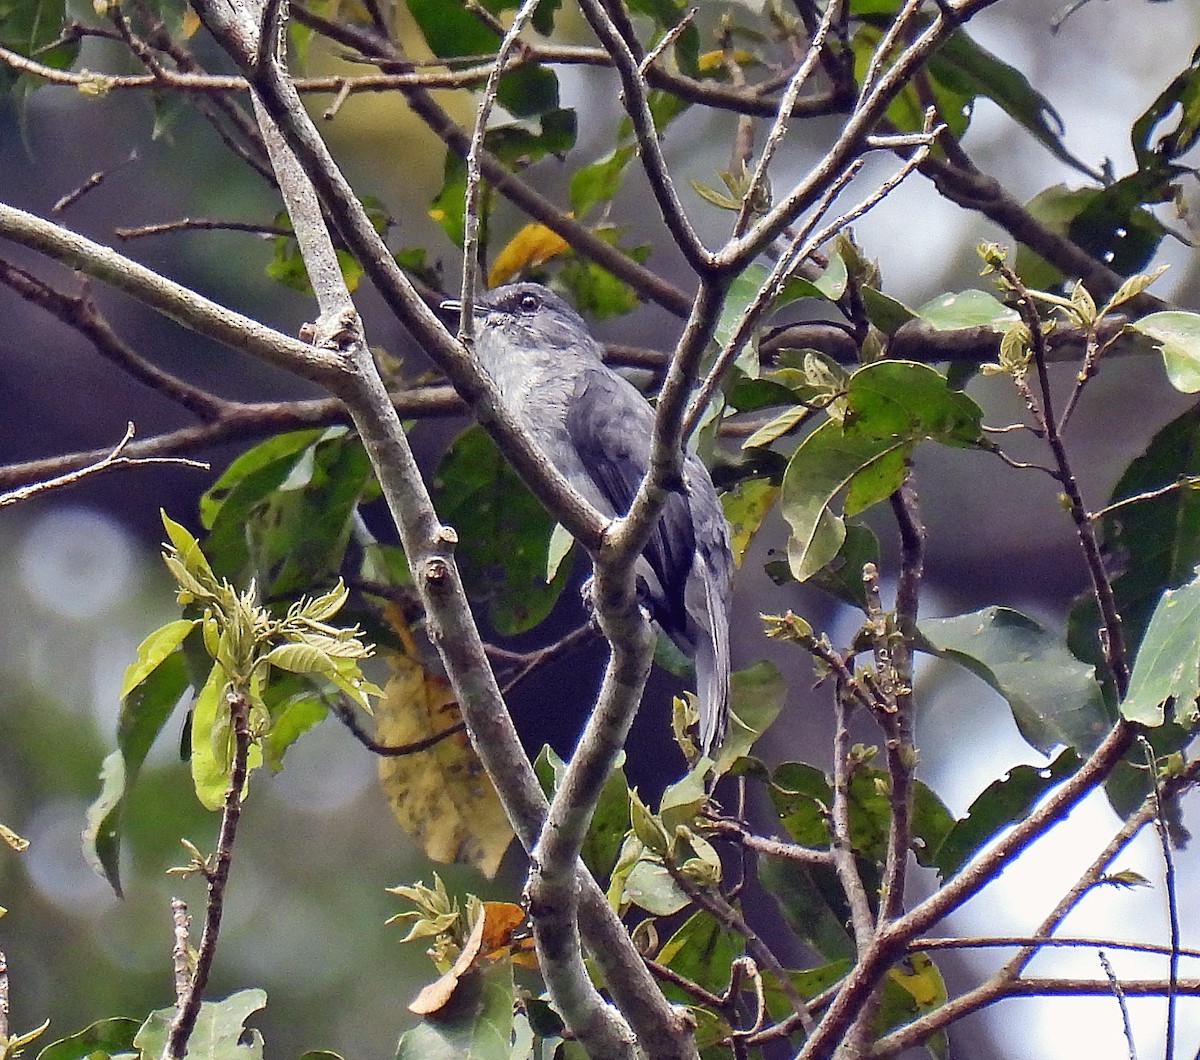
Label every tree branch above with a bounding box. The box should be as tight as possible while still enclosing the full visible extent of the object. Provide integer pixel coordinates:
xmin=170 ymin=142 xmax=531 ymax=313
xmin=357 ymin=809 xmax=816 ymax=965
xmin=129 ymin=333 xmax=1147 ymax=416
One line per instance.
xmin=164 ymin=690 xmax=251 ymax=1059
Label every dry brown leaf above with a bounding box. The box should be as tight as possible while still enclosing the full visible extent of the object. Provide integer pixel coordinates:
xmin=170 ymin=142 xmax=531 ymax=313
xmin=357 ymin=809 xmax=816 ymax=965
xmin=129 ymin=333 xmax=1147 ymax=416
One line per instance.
xmin=408 ymin=908 xmax=487 ymax=1015
xmin=376 ymin=614 xmax=515 ymax=878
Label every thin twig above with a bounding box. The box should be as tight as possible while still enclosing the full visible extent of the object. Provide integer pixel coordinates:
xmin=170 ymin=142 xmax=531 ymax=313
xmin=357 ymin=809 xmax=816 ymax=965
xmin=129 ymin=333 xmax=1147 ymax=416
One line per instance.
xmin=573 ymin=0 xmax=710 ymax=272
xmin=0 ymin=950 xmax=7 ymax=1043
xmin=870 ymin=756 xmax=1200 ymax=1057
xmin=163 ymin=691 xmax=251 ymax=1060
xmin=1141 ymin=737 xmax=1179 ymax=1060
xmin=911 ymin=935 xmax=1200 ymax=961
xmin=831 ymin=681 xmax=877 ymax=955
xmin=997 ymin=261 xmax=1130 ymax=695
xmin=665 ymin=860 xmax=816 ymax=1034
xmin=0 ymin=259 xmax=230 ymax=420
xmin=329 ymin=692 xmax=467 ymax=756
xmin=856 ymin=0 xmax=924 ymax=104
xmin=877 ymin=474 xmax=924 ymax=927
xmin=1098 ymin=951 xmax=1138 ymax=1060
xmin=638 ymin=9 xmax=696 ymax=76
xmin=459 ymin=0 xmax=547 ymax=328
xmin=1089 ymin=478 xmax=1200 ymax=521
xmin=0 ymin=423 xmax=208 ymax=507
xmin=871 ymin=976 xmax=1200 ymax=1059
xmin=0 ymin=389 xmax=459 ymax=495
xmin=53 ymin=149 xmax=140 ymax=213
xmin=114 ymin=217 xmax=290 ymax=240
xmin=734 ymin=0 xmax=845 ymax=237
xmin=169 ymin=898 xmax=192 ymax=1006
xmin=707 ymin=818 xmax=832 ymax=867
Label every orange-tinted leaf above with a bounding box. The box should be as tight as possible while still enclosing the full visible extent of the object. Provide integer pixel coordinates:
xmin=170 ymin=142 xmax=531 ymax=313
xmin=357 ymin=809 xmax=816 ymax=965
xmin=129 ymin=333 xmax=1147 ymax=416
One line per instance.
xmin=488 ymin=223 xmax=570 ymax=287
xmin=479 ymin=901 xmax=527 ymax=957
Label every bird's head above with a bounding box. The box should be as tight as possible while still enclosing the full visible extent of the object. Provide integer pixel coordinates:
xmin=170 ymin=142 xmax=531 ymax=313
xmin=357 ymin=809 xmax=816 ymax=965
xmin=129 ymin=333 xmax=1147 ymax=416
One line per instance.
xmin=442 ymin=282 xmax=594 ymax=356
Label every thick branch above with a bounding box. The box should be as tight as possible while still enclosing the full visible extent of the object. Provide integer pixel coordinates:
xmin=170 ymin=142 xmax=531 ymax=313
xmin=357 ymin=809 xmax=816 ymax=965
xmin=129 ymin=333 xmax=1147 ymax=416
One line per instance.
xmin=0 ymin=204 xmax=345 ymax=385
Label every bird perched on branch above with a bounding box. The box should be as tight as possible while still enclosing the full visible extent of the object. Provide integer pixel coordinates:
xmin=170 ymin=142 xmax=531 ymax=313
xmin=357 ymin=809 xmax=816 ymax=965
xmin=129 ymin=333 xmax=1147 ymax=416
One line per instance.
xmin=443 ymin=282 xmax=733 ymax=758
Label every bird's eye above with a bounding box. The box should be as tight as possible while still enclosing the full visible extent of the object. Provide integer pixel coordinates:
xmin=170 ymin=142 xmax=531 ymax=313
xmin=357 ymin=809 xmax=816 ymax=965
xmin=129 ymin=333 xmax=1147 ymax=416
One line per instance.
xmin=519 ymin=293 xmax=539 ymax=312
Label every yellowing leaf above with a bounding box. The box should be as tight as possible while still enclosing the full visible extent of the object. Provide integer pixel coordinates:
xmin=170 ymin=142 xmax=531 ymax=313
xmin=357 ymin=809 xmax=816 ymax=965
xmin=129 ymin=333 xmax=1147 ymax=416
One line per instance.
xmin=1 ymin=822 xmax=28 ymax=852
xmin=376 ymin=637 xmax=514 ymax=878
xmin=697 ymin=48 xmax=756 ymax=72
xmin=488 ymin=223 xmax=570 ymax=287
xmin=887 ymin=952 xmax=946 ymax=1011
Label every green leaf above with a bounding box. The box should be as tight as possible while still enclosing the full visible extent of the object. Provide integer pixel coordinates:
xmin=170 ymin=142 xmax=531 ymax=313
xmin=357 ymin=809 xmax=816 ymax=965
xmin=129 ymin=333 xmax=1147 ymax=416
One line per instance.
xmin=781 ymin=423 xmax=869 ymax=579
xmin=263 ymin=693 xmax=327 ymax=771
xmin=1072 ymin=405 xmax=1200 ymax=689
xmin=495 ymin=64 xmax=559 ymax=119
xmin=928 ymin=31 xmax=1096 ymax=179
xmin=1015 ymin=184 xmax=1098 ymax=288
xmin=805 ymin=523 xmax=880 ymax=611
xmin=120 ymin=619 xmax=196 ymax=701
xmin=714 ymin=262 xmax=844 ymax=377
xmin=860 ymin=287 xmax=917 ymax=334
xmin=1130 ymin=311 xmax=1200 ymax=393
xmin=557 ymin=232 xmax=651 ymax=319
xmin=721 ymin=478 xmax=778 ymax=566
xmin=433 ymin=425 xmax=569 ymax=634
xmin=0 ymin=0 xmax=78 ymax=94
xmin=877 ymin=952 xmax=948 ymax=1045
xmin=1132 ymin=52 xmax=1200 ymax=169
xmin=191 ymin=663 xmax=232 ymax=811
xmin=266 ymin=201 xmax=389 ymax=293
xmin=84 ymin=650 xmax=189 ymax=895
xmin=655 ymin=911 xmax=741 ymax=1000
xmin=770 ymin=761 xmax=831 ymax=849
xmin=843 ymin=361 xmax=983 ymax=446
xmin=935 ymin=748 xmax=1081 ymax=879
xmin=1067 ymin=174 xmax=1167 ymax=277
xmin=756 ymin=852 xmax=853 ymax=961
xmin=533 ymin=746 xmax=630 ymax=878
xmin=911 ymin=783 xmax=956 ymax=870
xmin=135 ymin=990 xmax=267 ymax=1059
xmin=919 ymin=607 xmax=1112 ymax=756
xmin=621 ymin=856 xmax=691 ymax=916
xmin=406 ymin=0 xmax=497 ymax=58
xmin=206 ymin=430 xmax=374 ymax=598
xmin=851 ymin=23 xmax=969 ymax=141
xmin=1121 ymin=571 xmax=1200 ymax=726
xmin=781 ymin=361 xmax=981 ymax=580
xmin=915 ymin=289 xmax=1017 ymax=331
xmin=714 ymin=660 xmax=787 ymax=773
xmin=35 ymin=1017 xmax=139 ymax=1060
xmin=162 ymin=509 xmax=216 ymax=584
xmin=200 ymin=430 xmax=325 ymax=529
xmin=431 ymin=115 xmax=577 ymax=248
xmin=395 ymin=956 xmax=514 ymax=1060
xmin=570 ymin=144 xmax=638 ymax=219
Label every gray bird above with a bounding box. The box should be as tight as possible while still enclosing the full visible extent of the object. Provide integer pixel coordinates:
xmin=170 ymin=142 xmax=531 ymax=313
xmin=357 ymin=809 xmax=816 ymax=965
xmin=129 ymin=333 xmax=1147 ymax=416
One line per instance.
xmin=443 ymin=282 xmax=733 ymax=757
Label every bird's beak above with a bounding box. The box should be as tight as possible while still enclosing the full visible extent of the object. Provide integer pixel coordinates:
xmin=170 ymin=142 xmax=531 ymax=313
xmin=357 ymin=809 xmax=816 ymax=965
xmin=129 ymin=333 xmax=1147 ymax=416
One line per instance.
xmin=439 ymin=297 xmax=484 ymax=316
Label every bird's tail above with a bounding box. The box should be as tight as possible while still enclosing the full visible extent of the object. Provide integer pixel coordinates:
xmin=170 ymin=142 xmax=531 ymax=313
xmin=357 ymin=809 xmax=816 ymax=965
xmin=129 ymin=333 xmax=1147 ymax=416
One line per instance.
xmin=695 ymin=563 xmax=731 ymax=759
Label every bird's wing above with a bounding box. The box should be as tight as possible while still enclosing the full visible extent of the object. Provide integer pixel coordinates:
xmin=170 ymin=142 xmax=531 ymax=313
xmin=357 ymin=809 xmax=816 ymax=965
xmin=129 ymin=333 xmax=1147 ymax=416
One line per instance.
xmin=566 ymin=366 xmax=697 ymax=636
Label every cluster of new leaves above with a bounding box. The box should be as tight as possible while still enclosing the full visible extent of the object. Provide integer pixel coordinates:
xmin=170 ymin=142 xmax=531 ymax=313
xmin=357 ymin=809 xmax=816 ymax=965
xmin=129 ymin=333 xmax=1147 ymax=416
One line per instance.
xmin=85 ymin=506 xmax=381 ymax=894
